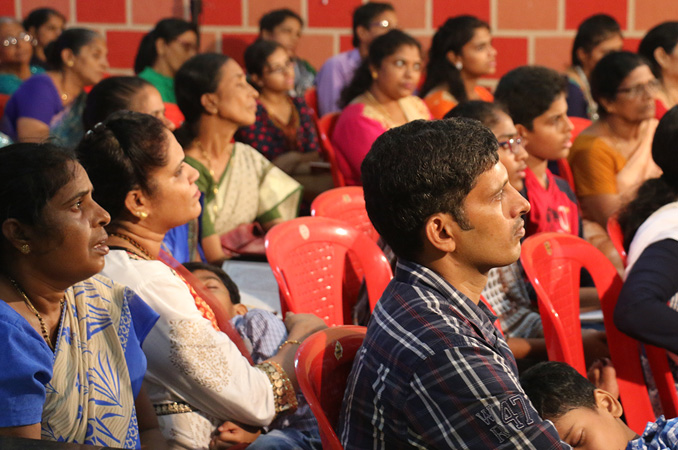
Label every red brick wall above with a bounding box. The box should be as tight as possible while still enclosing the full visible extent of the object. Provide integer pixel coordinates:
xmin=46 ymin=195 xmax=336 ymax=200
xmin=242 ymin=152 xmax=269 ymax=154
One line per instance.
xmin=6 ymin=0 xmax=677 ymax=82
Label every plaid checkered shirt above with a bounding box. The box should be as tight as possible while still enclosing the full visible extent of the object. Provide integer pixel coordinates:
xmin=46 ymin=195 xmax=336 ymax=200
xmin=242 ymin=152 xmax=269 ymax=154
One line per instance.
xmin=337 ymin=259 xmax=571 ymax=449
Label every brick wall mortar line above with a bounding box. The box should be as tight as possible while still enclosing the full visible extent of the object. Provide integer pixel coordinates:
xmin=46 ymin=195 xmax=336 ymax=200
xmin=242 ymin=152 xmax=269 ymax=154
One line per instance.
xmin=557 ymin=0 xmax=565 ymax=31
xmin=242 ymin=0 xmax=248 ymax=28
xmin=14 ymin=0 xmax=20 ymax=19
xmin=424 ymin=0 xmax=431 ymax=31
xmin=490 ymin=0 xmax=498 ymax=31
xmin=627 ymin=0 xmax=636 ymax=31
xmin=126 ymin=0 xmax=132 ymax=25
xmin=527 ymin=35 xmax=535 ymax=65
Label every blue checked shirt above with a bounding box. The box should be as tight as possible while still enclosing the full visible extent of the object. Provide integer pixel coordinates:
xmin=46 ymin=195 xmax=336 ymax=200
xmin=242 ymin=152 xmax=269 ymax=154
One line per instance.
xmin=627 ymin=416 xmax=678 ymax=449
xmin=337 ymin=260 xmax=571 ymax=449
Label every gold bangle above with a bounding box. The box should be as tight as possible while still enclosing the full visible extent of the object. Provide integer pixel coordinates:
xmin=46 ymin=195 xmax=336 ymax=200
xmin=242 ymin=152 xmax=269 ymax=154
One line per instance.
xmin=256 ymin=361 xmax=298 ymax=415
xmin=278 ymin=339 xmax=302 ymax=352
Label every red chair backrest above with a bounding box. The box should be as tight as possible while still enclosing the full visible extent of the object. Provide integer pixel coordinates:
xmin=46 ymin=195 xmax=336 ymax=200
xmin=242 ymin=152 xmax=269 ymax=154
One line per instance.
xmin=311 ymin=187 xmax=378 ymax=242
xmin=266 ymin=217 xmax=392 ymax=326
xmin=295 ymin=325 xmax=366 ymax=450
xmin=606 ymin=216 xmax=628 ymax=267
xmin=304 ymin=86 xmax=319 ymax=120
xmin=317 ymin=113 xmax=345 ymax=187
xmin=521 ymin=232 xmax=663 ymax=434
xmin=569 ymin=116 xmax=592 ymax=140
xmin=164 ymin=102 xmax=185 ymax=129
xmin=0 ymin=93 xmax=10 ymax=119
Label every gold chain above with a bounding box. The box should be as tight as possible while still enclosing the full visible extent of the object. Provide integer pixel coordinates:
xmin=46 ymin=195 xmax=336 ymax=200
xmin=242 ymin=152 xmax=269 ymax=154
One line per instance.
xmin=364 ymin=90 xmax=401 ymax=128
xmin=109 ymin=232 xmax=154 ymax=260
xmin=9 ymin=277 xmax=64 ymax=351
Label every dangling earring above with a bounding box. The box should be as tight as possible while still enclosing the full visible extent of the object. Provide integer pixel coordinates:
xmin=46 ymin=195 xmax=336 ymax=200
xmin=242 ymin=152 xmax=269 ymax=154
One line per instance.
xmin=455 ymin=61 xmax=463 ymax=71
xmin=20 ymin=244 xmax=30 ymax=254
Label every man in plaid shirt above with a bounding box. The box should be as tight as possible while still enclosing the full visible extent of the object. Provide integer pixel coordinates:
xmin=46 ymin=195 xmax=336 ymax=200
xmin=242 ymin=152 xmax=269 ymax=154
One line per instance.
xmin=337 ymin=119 xmax=571 ymax=449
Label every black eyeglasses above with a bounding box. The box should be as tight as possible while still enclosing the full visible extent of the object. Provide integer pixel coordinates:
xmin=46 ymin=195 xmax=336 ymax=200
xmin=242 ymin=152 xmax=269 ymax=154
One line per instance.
xmin=497 ymin=137 xmax=523 ymax=154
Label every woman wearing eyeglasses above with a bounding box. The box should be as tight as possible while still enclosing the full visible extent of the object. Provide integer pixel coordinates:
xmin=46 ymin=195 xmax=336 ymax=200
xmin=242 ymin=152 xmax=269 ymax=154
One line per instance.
xmin=0 ymin=18 xmax=43 ymax=95
xmin=638 ymin=21 xmax=678 ymax=120
xmin=0 ymin=28 xmax=108 ymax=146
xmin=236 ymin=39 xmax=332 ymax=207
xmin=331 ymin=29 xmax=431 ymax=186
xmin=569 ymin=51 xmax=662 ymax=228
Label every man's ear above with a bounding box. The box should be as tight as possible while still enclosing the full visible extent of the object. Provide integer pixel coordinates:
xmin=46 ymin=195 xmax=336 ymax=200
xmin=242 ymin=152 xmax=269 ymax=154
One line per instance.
xmin=515 ymin=123 xmax=530 ymax=146
xmin=423 ymin=213 xmax=456 ymax=254
xmin=1 ymin=218 xmax=32 ymax=254
xmin=123 ymin=188 xmax=150 ymax=221
xmin=593 ymin=389 xmax=624 ymax=418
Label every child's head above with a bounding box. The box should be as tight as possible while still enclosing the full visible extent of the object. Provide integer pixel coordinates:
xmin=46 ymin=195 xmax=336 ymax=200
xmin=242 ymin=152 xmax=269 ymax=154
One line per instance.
xmin=446 ymin=101 xmax=529 ymax=191
xmin=520 ymin=362 xmax=636 ymax=450
xmin=494 ymin=66 xmax=574 ymax=162
xmin=183 ymin=262 xmax=248 ymax=317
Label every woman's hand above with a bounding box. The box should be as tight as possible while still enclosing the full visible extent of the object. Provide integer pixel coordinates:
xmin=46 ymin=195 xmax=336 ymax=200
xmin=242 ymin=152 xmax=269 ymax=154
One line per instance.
xmin=209 ymin=421 xmax=262 ymax=449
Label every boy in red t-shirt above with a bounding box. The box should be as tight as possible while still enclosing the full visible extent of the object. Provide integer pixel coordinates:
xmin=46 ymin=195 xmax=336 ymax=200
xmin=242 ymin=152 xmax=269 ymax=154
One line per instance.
xmin=494 ymin=66 xmax=581 ymax=238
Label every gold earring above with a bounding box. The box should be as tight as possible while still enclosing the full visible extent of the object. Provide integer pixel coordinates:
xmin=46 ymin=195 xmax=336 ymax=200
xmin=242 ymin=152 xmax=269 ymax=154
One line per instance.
xmin=137 ymin=211 xmax=148 ymax=219
xmin=66 ymin=60 xmax=74 ymax=67
xmin=20 ymin=244 xmax=30 ymax=254
xmin=371 ymin=71 xmax=378 ymax=80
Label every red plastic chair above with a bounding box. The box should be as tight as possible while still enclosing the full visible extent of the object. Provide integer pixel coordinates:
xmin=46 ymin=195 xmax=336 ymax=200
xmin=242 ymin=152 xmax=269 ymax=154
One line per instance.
xmin=317 ymin=113 xmax=346 ymax=187
xmin=606 ymin=216 xmax=628 ymax=267
xmin=569 ymin=116 xmax=592 ymax=140
xmin=163 ymin=102 xmax=185 ymax=129
xmin=0 ymin=93 xmax=9 ymax=119
xmin=521 ymin=232 xmax=677 ymax=433
xmin=311 ymin=186 xmax=378 ymax=242
xmin=295 ymin=325 xmax=366 ymax=450
xmin=266 ymin=217 xmax=393 ymax=326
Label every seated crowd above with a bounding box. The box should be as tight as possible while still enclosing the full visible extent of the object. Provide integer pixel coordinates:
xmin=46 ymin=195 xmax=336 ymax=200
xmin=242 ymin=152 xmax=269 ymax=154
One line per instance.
xmin=1 ymin=3 xmax=678 ymax=450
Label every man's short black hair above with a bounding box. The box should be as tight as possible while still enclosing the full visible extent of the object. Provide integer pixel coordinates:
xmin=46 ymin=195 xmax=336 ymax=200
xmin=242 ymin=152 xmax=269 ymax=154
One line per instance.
xmin=183 ymin=262 xmax=241 ymax=305
xmin=520 ymin=361 xmax=597 ymax=421
xmin=494 ymin=66 xmax=568 ymax=130
xmin=352 ymin=2 xmax=394 ymax=48
xmin=444 ymin=100 xmax=506 ymax=129
xmin=361 ymin=119 xmax=498 ymax=261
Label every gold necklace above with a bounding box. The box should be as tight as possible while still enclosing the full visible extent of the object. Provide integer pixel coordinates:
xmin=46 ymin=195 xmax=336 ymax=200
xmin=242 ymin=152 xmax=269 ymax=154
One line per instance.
xmin=196 ymin=141 xmax=227 ymax=216
xmin=364 ymin=90 xmax=402 ymax=128
xmin=109 ymin=232 xmax=154 ymax=260
xmin=9 ymin=277 xmax=64 ymax=351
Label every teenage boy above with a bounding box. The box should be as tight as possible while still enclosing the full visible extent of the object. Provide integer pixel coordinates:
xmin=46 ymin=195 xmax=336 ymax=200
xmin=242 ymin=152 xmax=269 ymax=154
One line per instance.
xmin=315 ymin=2 xmax=397 ymax=116
xmin=337 ymin=118 xmax=571 ymax=448
xmin=494 ymin=66 xmax=581 ymax=238
xmin=521 ymin=361 xmax=678 ymax=450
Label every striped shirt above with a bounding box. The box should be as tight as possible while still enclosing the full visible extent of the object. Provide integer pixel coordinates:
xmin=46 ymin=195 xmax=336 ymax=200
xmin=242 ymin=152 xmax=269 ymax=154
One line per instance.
xmin=337 ymin=260 xmax=570 ymax=449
